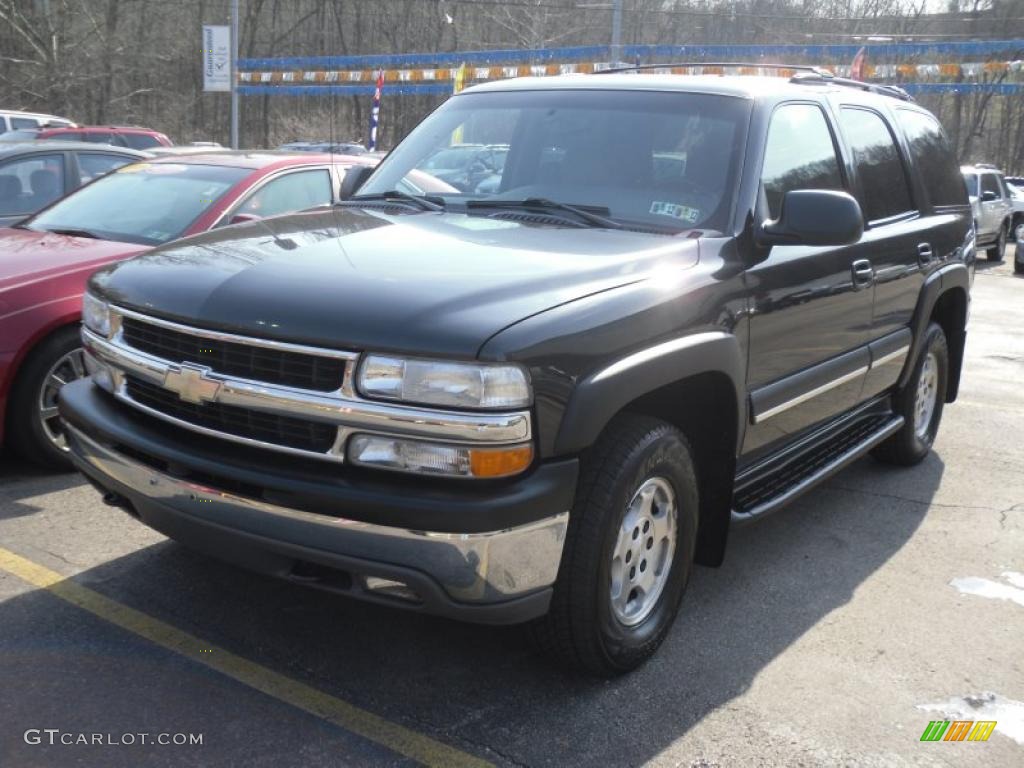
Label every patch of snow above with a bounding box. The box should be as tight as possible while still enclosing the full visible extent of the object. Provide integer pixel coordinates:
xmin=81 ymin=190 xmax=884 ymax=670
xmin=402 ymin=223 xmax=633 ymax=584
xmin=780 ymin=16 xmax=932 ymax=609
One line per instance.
xmin=950 ymin=573 xmax=1024 ymax=608
xmin=1002 ymin=571 xmax=1024 ymax=589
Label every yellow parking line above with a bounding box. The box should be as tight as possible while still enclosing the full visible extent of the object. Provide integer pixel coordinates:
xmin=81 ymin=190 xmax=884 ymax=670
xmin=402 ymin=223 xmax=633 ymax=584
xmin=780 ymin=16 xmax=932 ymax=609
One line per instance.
xmin=0 ymin=546 xmax=492 ymax=768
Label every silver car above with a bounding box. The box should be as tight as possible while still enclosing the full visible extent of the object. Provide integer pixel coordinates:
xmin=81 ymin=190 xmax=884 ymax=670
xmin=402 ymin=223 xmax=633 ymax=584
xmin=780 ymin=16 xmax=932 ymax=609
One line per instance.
xmin=962 ymin=164 xmax=1014 ymax=261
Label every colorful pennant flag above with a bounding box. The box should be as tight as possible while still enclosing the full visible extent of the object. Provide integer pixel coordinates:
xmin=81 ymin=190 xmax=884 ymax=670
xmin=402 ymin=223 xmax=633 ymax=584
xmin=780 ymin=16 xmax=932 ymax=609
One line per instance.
xmin=367 ymin=68 xmax=384 ymax=151
xmin=850 ymin=47 xmax=867 ymax=80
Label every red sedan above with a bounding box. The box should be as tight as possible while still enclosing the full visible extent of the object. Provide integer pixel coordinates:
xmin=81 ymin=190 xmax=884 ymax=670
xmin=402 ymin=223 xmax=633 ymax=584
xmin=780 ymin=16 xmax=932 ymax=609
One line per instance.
xmin=0 ymin=151 xmax=372 ymax=468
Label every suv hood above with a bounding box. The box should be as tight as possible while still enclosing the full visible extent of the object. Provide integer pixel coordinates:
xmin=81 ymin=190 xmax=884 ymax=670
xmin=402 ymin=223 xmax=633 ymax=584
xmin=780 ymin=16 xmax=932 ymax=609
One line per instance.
xmin=92 ymin=207 xmax=701 ymax=357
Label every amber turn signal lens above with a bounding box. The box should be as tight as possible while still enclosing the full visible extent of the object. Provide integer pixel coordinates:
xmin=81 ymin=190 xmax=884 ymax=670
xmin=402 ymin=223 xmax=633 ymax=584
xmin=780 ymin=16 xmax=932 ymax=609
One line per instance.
xmin=469 ymin=444 xmax=534 ymax=478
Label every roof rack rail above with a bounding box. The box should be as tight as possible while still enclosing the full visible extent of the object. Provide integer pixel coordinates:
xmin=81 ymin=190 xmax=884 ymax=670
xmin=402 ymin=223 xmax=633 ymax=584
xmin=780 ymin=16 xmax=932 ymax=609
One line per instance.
xmin=973 ymin=162 xmax=999 ymax=169
xmin=789 ymin=71 xmax=914 ymax=101
xmin=592 ymin=61 xmax=914 ymax=102
xmin=594 ymin=61 xmax=836 ymax=77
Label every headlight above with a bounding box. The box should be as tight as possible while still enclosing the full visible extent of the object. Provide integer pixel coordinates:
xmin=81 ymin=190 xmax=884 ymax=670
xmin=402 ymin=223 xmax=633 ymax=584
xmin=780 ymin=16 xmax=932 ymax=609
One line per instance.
xmin=82 ymin=292 xmax=111 ymax=337
xmin=358 ymin=355 xmax=530 ymax=410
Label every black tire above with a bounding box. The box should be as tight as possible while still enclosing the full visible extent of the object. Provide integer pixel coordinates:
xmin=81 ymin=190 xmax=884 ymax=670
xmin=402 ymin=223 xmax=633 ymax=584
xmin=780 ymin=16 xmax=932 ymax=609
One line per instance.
xmin=1015 ymin=260 xmax=1024 ymax=276
xmin=986 ymin=222 xmax=1007 ymax=261
xmin=529 ymin=413 xmax=698 ymax=676
xmin=6 ymin=326 xmax=84 ymax=471
xmin=872 ymin=322 xmax=948 ymax=466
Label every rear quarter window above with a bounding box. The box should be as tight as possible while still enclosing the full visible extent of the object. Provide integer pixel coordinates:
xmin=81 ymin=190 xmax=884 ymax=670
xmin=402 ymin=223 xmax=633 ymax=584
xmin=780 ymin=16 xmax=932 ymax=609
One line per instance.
xmin=895 ymin=110 xmax=967 ymax=208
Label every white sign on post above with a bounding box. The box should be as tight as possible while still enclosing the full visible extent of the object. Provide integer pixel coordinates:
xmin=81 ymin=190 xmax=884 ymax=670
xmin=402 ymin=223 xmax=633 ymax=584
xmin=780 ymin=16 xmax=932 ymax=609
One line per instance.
xmin=203 ymin=25 xmax=231 ymax=92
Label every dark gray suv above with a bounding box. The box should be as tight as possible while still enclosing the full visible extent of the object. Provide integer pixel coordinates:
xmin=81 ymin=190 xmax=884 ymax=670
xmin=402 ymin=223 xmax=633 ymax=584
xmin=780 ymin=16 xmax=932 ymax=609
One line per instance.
xmin=62 ymin=67 xmax=972 ymax=675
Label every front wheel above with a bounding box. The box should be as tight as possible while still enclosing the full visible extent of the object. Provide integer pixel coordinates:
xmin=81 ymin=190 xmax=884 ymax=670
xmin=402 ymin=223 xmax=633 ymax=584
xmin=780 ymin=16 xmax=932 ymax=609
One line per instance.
xmin=987 ymin=222 xmax=1007 ymax=261
xmin=7 ymin=327 xmax=88 ymax=470
xmin=529 ymin=414 xmax=698 ymax=676
xmin=872 ymin=322 xmax=948 ymax=466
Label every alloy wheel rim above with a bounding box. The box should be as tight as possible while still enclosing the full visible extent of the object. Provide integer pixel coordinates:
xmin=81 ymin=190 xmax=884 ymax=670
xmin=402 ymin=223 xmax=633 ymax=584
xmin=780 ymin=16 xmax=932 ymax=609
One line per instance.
xmin=1015 ymin=222 xmax=1024 ymax=242
xmin=37 ymin=347 xmax=87 ymax=452
xmin=609 ymin=476 xmax=677 ymax=626
xmin=914 ymin=351 xmax=939 ymax=440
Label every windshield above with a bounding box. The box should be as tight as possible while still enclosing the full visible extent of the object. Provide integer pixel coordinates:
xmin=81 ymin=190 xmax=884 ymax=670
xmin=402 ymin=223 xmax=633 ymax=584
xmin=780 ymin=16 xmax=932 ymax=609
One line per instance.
xmin=360 ymin=89 xmax=750 ymax=232
xmin=27 ymin=162 xmax=248 ymax=244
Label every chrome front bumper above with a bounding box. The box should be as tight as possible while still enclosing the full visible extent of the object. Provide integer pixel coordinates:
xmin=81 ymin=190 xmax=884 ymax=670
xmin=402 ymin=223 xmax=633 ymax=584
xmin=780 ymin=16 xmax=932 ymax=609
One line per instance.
xmin=64 ymin=422 xmax=569 ymax=624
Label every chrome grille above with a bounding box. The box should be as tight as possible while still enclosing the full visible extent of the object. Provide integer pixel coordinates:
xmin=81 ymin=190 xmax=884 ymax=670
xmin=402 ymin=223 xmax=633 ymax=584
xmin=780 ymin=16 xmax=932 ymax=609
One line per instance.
xmin=83 ymin=306 xmax=532 ymax=462
xmin=125 ymin=375 xmax=338 ymax=454
xmin=121 ymin=317 xmax=345 ymax=391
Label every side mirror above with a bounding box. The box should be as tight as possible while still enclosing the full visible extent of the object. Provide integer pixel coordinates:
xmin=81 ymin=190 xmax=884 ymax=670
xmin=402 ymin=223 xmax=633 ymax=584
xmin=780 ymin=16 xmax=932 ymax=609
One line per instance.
xmin=340 ymin=165 xmax=375 ymax=199
xmin=981 ymin=190 xmax=998 ymax=202
xmin=758 ymin=189 xmax=864 ymax=247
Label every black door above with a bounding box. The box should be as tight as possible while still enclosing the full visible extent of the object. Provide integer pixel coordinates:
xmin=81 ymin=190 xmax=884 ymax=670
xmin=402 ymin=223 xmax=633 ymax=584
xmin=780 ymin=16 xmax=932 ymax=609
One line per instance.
xmin=742 ymin=102 xmax=874 ymax=462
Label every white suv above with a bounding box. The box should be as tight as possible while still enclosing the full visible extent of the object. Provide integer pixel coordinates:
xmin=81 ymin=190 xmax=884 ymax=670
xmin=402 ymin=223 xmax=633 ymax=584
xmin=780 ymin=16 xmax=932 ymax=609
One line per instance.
xmin=0 ymin=110 xmax=76 ymax=135
xmin=962 ymin=164 xmax=1014 ymax=262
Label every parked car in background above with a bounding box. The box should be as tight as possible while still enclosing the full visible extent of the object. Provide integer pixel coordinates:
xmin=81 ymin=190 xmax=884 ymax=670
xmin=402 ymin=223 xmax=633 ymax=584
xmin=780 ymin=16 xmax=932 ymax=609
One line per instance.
xmin=1005 ymin=177 xmax=1024 ymax=241
xmin=280 ymin=140 xmax=367 ymax=155
xmin=0 ymin=110 xmax=75 ymax=133
xmin=0 ymin=142 xmax=149 ymax=227
xmin=1 ymin=151 xmax=371 ymax=468
xmin=0 ymin=129 xmax=42 ymax=143
xmin=35 ymin=125 xmax=173 ymax=150
xmin=962 ymin=164 xmax=1014 ymax=261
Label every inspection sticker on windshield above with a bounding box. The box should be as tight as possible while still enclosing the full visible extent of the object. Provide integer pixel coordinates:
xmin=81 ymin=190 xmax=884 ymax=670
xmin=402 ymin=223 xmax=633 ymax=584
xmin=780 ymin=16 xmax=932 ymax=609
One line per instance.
xmin=650 ymin=201 xmax=700 ymax=223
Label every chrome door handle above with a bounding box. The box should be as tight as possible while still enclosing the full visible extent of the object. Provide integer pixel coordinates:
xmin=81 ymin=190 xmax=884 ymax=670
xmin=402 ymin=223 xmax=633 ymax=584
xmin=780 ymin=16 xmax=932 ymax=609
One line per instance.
xmin=851 ymin=258 xmax=874 ymax=287
xmin=917 ymin=243 xmax=934 ymax=266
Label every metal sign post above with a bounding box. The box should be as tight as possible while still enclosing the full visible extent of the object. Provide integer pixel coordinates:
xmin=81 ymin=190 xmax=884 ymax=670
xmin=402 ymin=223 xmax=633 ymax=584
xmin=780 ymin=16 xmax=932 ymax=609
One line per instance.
xmin=230 ymin=0 xmax=239 ymax=149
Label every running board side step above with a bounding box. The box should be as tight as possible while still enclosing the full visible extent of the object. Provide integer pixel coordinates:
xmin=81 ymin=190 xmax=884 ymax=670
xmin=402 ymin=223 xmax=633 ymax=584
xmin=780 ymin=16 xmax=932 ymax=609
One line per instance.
xmin=731 ymin=414 xmax=904 ymax=524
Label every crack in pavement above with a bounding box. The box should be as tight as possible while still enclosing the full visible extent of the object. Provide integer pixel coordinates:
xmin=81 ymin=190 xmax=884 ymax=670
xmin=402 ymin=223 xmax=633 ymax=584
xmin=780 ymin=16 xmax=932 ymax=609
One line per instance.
xmin=828 ymin=485 xmax=1022 ymax=519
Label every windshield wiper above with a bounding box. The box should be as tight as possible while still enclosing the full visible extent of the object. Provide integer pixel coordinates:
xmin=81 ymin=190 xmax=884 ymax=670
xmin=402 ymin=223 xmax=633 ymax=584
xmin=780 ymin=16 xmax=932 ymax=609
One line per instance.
xmin=344 ymin=190 xmax=445 ymax=211
xmin=47 ymin=227 xmax=102 ymax=239
xmin=466 ymin=198 xmax=624 ymax=229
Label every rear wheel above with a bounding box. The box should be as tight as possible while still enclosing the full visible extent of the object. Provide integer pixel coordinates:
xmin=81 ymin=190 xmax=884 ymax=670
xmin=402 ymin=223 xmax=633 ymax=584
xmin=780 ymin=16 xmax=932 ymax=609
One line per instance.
xmin=529 ymin=414 xmax=698 ymax=676
xmin=986 ymin=222 xmax=1007 ymax=261
xmin=872 ymin=322 xmax=948 ymax=466
xmin=7 ymin=327 xmax=87 ymax=470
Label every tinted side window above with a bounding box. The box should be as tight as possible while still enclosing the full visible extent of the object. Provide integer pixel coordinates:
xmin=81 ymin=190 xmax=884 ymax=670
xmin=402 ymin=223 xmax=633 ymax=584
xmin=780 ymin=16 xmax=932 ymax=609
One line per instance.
xmin=0 ymin=117 xmax=7 ymax=134
xmin=83 ymin=133 xmax=116 ymax=144
xmin=981 ymin=173 xmax=1000 ymax=197
xmin=78 ymin=153 xmax=133 ymax=183
xmin=0 ymin=153 xmax=64 ymax=214
xmin=123 ymin=133 xmax=161 ymax=149
xmin=48 ymin=132 xmax=81 ymax=141
xmin=235 ymin=169 xmax=333 ymax=218
xmin=11 ymin=117 xmax=38 ymax=129
xmin=894 ymin=110 xmax=966 ymax=208
xmin=839 ymin=108 xmax=914 ymax=222
xmin=761 ymin=104 xmax=843 ymax=219
xmin=963 ymin=173 xmax=979 ymax=197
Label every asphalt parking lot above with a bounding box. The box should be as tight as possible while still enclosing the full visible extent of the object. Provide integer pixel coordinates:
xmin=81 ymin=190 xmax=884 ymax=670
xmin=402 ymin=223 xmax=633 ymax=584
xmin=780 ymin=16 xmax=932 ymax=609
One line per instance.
xmin=1 ymin=252 xmax=1022 ymax=768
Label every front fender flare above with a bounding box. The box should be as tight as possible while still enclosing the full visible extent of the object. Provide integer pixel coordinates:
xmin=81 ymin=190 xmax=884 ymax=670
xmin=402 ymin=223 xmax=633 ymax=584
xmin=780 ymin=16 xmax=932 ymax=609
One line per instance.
xmin=553 ymin=331 xmax=747 ymax=456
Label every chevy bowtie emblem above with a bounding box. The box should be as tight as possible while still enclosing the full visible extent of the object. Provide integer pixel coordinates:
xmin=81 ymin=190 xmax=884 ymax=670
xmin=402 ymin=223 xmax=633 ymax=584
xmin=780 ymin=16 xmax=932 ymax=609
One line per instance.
xmin=163 ymin=363 xmax=221 ymax=405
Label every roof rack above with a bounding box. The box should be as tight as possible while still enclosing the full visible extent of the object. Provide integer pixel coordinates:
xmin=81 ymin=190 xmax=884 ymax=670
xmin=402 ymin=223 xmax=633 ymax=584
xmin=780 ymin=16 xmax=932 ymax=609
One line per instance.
xmin=789 ymin=71 xmax=914 ymax=102
xmin=595 ymin=62 xmax=835 ymax=77
xmin=592 ymin=61 xmax=914 ymax=102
